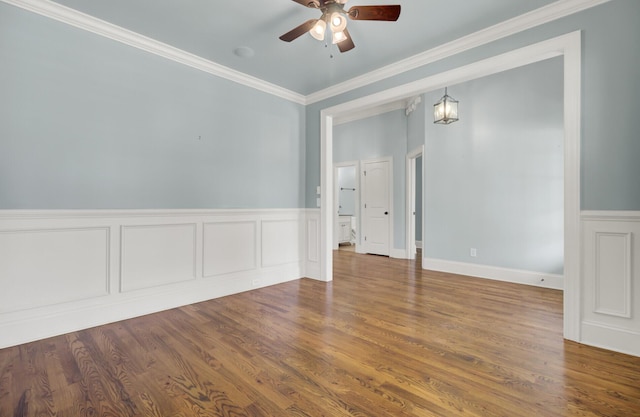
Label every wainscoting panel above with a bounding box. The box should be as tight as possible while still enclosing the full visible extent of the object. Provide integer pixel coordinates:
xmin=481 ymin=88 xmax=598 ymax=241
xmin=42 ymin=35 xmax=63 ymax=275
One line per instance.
xmin=593 ymin=231 xmax=631 ymax=318
xmin=203 ymin=221 xmax=257 ymax=277
xmin=262 ymin=219 xmax=301 ymax=267
xmin=120 ymin=223 xmax=197 ymax=292
xmin=0 ymin=227 xmax=110 ymax=313
xmin=582 ymin=211 xmax=640 ymax=357
xmin=304 ymin=210 xmax=321 ymax=280
xmin=0 ymin=209 xmax=315 ymax=348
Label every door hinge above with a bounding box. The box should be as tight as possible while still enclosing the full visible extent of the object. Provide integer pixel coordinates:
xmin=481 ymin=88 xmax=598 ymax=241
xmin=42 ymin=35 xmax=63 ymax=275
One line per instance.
xmin=364 ymin=171 xmax=367 ymax=176
xmin=364 ymin=203 xmax=367 ymax=208
xmin=364 ymin=236 xmax=367 ymax=241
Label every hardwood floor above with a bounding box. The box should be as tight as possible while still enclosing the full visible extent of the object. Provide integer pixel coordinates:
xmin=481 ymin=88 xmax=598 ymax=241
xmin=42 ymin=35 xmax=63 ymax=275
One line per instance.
xmin=1 ymin=251 xmax=639 ymax=416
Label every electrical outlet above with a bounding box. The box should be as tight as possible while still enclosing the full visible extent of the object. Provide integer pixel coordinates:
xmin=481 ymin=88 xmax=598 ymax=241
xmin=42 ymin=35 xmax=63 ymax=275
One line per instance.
xmin=470 ymin=248 xmax=477 ymax=257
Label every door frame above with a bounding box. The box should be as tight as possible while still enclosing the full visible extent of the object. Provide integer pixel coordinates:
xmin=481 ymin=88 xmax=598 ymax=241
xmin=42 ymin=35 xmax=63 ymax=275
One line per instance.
xmin=333 ymin=161 xmax=360 ymax=250
xmin=361 ymin=156 xmax=393 ymax=256
xmin=319 ymin=32 xmax=582 ymax=342
xmin=406 ymin=146 xmax=424 ymax=260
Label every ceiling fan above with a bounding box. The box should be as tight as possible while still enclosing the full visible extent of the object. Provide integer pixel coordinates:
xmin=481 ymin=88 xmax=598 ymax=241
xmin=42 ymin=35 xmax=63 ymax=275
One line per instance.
xmin=279 ymin=0 xmax=401 ymax=53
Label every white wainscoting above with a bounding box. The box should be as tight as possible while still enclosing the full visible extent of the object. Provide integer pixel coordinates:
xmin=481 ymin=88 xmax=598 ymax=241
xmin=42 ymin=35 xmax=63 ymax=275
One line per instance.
xmin=0 ymin=209 xmax=321 ymax=348
xmin=581 ymin=211 xmax=640 ymax=357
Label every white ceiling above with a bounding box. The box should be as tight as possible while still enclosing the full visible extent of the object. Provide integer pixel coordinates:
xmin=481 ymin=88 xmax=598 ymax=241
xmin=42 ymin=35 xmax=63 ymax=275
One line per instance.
xmin=48 ymin=0 xmax=560 ymax=96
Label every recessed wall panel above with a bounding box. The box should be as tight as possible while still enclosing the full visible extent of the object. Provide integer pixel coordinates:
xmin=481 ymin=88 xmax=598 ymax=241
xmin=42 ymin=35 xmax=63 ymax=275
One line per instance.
xmin=594 ymin=232 xmax=632 ymax=318
xmin=262 ymin=219 xmax=300 ymax=267
xmin=307 ymin=218 xmax=319 ymax=263
xmin=120 ymin=224 xmax=196 ymax=292
xmin=203 ymin=221 xmax=256 ymax=277
xmin=0 ymin=228 xmax=109 ymax=313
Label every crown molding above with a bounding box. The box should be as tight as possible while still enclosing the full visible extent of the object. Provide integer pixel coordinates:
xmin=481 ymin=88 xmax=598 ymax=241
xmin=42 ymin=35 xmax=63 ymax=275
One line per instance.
xmin=2 ymin=0 xmax=612 ymax=105
xmin=305 ymin=0 xmax=613 ymax=104
xmin=1 ymin=0 xmax=306 ymax=105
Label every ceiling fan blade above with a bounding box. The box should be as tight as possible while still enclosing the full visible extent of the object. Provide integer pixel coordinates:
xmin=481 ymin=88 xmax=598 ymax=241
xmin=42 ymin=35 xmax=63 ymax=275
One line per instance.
xmin=291 ymin=0 xmax=320 ymax=8
xmin=279 ymin=19 xmax=318 ymax=42
xmin=337 ymin=29 xmax=355 ymax=53
xmin=347 ymin=5 xmax=401 ymax=21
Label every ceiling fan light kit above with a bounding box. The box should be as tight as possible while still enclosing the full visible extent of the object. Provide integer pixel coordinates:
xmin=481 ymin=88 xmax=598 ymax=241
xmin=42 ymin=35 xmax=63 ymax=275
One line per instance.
xmin=280 ymin=0 xmax=401 ymax=53
xmin=330 ymin=12 xmax=347 ymax=32
xmin=310 ymin=19 xmax=327 ymax=40
xmin=332 ymin=30 xmax=347 ymax=44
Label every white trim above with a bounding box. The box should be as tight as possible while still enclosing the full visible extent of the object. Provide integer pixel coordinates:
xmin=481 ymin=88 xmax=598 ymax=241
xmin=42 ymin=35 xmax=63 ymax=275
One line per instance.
xmin=581 ymin=210 xmax=640 ymax=221
xmin=1 ymin=0 xmax=609 ymax=104
xmin=306 ymin=0 xmax=611 ymax=104
xmin=320 ymin=113 xmax=333 ymax=281
xmin=581 ymin=321 xmax=640 ymax=358
xmin=415 ymin=241 xmax=422 ymax=249
xmin=0 ymin=208 xmax=309 ymax=219
xmin=423 ymin=257 xmax=564 ymax=290
xmin=320 ymin=32 xmax=582 ymax=342
xmin=1 ymin=0 xmax=305 ymax=104
xmin=406 ymin=146 xmax=424 ymax=260
xmin=562 ymin=30 xmax=582 ymax=342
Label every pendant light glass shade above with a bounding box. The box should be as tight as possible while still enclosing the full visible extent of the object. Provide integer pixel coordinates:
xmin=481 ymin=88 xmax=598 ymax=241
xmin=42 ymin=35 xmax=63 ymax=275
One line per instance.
xmin=433 ymin=87 xmax=459 ymax=124
xmin=310 ymin=19 xmax=327 ymax=40
xmin=329 ymin=12 xmax=347 ymax=32
xmin=332 ymin=31 xmax=347 ymax=44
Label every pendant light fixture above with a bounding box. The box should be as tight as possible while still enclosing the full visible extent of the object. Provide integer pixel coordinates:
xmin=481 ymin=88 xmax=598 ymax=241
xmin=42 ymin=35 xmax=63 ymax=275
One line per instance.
xmin=433 ymin=87 xmax=459 ymax=124
xmin=310 ymin=19 xmax=327 ymax=41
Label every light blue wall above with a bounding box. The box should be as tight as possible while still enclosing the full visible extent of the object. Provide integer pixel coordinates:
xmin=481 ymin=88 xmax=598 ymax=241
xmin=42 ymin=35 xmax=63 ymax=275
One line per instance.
xmin=306 ymin=0 xmax=640 ymax=212
xmin=0 ymin=3 xmax=306 ymax=209
xmin=424 ymin=58 xmax=563 ymax=274
xmin=333 ymin=110 xmax=407 ymax=249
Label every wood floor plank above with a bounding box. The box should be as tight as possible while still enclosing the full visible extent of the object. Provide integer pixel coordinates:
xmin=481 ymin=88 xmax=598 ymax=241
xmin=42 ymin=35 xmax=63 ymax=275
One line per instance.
xmin=0 ymin=345 xmax=18 ymax=416
xmin=2 ymin=250 xmax=640 ymax=416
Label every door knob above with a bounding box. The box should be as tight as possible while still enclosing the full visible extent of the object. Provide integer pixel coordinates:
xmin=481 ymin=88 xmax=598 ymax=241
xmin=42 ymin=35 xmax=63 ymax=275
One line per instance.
xmin=384 ymin=211 xmax=389 ymax=215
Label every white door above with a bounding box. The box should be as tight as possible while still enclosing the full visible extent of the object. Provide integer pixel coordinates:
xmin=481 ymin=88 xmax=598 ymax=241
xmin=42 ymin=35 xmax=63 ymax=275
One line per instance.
xmin=362 ymin=159 xmax=391 ymax=256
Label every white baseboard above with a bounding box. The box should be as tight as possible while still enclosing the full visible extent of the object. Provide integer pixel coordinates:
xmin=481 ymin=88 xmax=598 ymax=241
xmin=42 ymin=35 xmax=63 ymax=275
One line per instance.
xmin=0 ymin=208 xmax=320 ymax=348
xmin=415 ymin=240 xmax=423 ymax=249
xmin=423 ymin=257 xmax=564 ymax=290
xmin=581 ymin=321 xmax=640 ymax=357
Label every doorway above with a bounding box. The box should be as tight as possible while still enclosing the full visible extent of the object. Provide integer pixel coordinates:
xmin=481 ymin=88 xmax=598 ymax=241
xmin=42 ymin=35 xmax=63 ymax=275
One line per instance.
xmin=406 ymin=147 xmax=423 ymax=260
xmin=334 ymin=162 xmax=359 ymax=251
xmin=319 ymin=32 xmax=582 ymax=342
